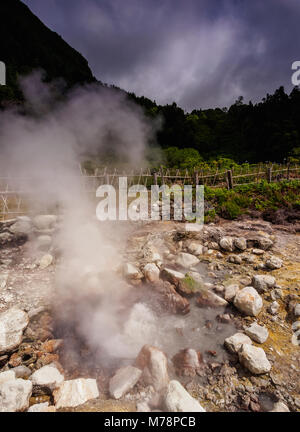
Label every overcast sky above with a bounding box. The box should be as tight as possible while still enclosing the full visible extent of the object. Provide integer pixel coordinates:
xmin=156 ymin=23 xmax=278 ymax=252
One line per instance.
xmin=23 ymin=0 xmax=300 ymax=111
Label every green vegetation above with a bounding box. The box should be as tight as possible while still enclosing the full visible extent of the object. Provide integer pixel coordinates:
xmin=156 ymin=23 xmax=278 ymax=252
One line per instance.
xmin=204 ymin=180 xmax=300 ymax=220
xmin=130 ymin=87 xmax=300 ymax=165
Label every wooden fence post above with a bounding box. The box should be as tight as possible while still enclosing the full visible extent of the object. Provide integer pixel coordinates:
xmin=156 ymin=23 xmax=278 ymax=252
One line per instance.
xmin=267 ymin=167 xmax=272 ymax=183
xmin=194 ymin=171 xmax=199 ymax=186
xmin=160 ymin=166 xmax=164 ymax=185
xmin=227 ymin=170 xmax=233 ymax=189
xmin=153 ymin=171 xmax=158 ymax=186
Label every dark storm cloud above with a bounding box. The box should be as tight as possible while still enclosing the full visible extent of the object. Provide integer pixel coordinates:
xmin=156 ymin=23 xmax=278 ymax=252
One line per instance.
xmin=23 ymin=0 xmax=300 ymax=111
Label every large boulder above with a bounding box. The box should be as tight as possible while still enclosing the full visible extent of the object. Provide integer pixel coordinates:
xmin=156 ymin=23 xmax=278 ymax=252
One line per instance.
xmin=54 ymin=378 xmax=99 ymax=409
xmin=109 ymin=366 xmax=142 ymax=399
xmin=135 ymin=345 xmax=169 ymax=392
xmin=238 ymin=344 xmax=271 ymax=374
xmin=9 ymin=217 xmax=32 ymax=235
xmin=143 ymin=263 xmax=160 ymax=283
xmin=244 ymin=323 xmax=269 ymax=344
xmin=0 ymin=371 xmax=16 ymax=384
xmin=30 ymin=364 xmax=64 ymax=391
xmin=252 ymin=275 xmax=276 ymax=293
xmin=0 ymin=378 xmax=32 ymax=412
xmin=177 ymin=272 xmax=203 ymax=296
xmin=269 ymin=401 xmax=290 ymax=412
xmin=164 ymin=380 xmax=206 ymax=412
xmin=257 ymin=237 xmax=273 ymax=250
xmin=175 ymin=253 xmax=200 ymax=268
xmin=0 ymin=308 xmax=29 ymax=354
xmin=233 ymin=287 xmax=263 ymax=317
xmin=224 ymin=333 xmax=252 ymax=354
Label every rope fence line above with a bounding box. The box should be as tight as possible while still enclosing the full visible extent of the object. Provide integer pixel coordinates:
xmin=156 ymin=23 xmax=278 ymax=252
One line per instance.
xmin=0 ymin=163 xmax=299 ymax=220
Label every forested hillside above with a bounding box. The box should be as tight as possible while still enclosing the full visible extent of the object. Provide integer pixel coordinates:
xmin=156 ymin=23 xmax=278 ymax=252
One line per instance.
xmin=1 ymin=1 xmax=300 ymax=164
xmin=130 ymin=87 xmax=300 ymax=164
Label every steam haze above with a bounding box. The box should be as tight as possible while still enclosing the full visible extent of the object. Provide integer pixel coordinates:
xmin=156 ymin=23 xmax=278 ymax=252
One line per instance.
xmin=0 ymin=73 xmax=156 ymax=361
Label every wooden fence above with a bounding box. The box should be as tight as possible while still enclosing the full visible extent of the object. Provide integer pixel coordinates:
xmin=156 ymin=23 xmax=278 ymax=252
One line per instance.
xmin=0 ymin=163 xmax=299 ymax=220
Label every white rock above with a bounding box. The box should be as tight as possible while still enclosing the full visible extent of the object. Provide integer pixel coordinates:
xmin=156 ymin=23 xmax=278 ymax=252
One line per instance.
xmin=143 ymin=263 xmax=160 ymax=283
xmin=268 ymin=301 xmax=279 ymax=315
xmin=294 ymin=304 xmax=300 ymax=317
xmin=291 ymin=329 xmax=300 ymax=346
xmin=33 ymin=215 xmax=57 ymax=230
xmin=187 ymin=242 xmax=203 ymax=256
xmin=28 ymin=402 xmax=56 ymax=412
xmin=176 ymin=253 xmax=200 ymax=268
xmin=219 ymin=237 xmax=234 ymax=252
xmin=54 ymin=378 xmax=99 ymax=409
xmin=269 ymin=401 xmax=290 ymax=412
xmin=39 ymin=254 xmax=53 ymax=270
xmin=234 ymin=237 xmax=247 ymax=251
xmin=252 ymin=249 xmax=265 ymax=255
xmin=135 ymin=345 xmax=169 ymax=392
xmin=265 ymin=256 xmax=283 ymax=270
xmin=291 ymin=321 xmax=300 ymax=332
xmin=244 ymin=323 xmax=269 ymax=344
xmin=0 ymin=378 xmax=32 ymax=412
xmin=196 ymin=289 xmax=228 ymax=307
xmin=109 ymin=366 xmax=142 ymax=399
xmin=164 ymin=380 xmax=206 ymax=412
xmin=224 ymin=284 xmax=239 ymax=302
xmin=0 ymin=308 xmax=29 ymax=354
xmin=123 ymin=263 xmax=143 ymax=280
xmin=0 ymin=371 xmax=16 ymax=384
xmin=234 ymin=287 xmax=263 ymax=317
xmin=30 ymin=364 xmax=64 ymax=390
xmin=238 ymin=344 xmax=271 ymax=374
xmin=252 ymin=275 xmax=276 ymax=293
xmin=224 ymin=333 xmax=252 ymax=354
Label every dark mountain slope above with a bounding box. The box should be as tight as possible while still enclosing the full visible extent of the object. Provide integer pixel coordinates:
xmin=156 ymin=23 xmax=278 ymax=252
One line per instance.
xmin=0 ymin=0 xmax=96 ymax=103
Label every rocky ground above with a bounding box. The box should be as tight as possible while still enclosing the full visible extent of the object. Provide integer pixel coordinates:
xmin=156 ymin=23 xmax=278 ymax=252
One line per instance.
xmin=0 ymin=215 xmax=299 ymax=412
